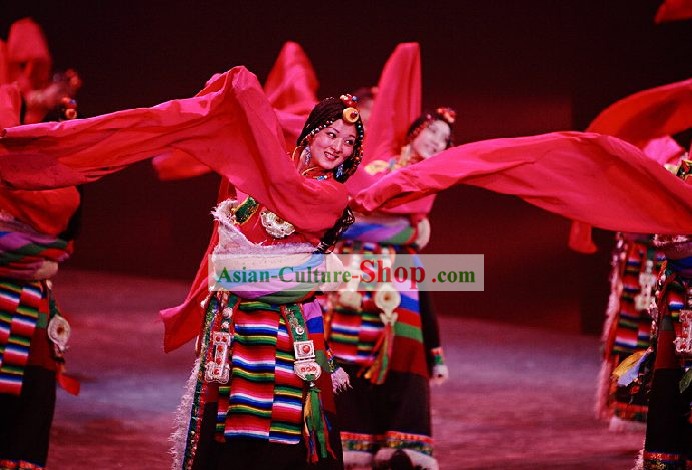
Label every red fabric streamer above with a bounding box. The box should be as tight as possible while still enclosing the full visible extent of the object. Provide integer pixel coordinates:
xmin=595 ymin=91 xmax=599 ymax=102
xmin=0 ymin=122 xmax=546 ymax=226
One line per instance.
xmin=0 ymin=67 xmax=348 ymax=351
xmin=0 ymin=187 xmax=80 ymax=236
xmin=0 ymin=66 xmax=347 ymax=236
xmin=345 ymin=42 xmax=425 ymax=214
xmin=568 ymin=78 xmax=692 ymax=252
xmin=586 ymin=78 xmax=692 ymax=149
xmin=0 ymin=40 xmax=8 ymax=85
xmin=5 ymin=18 xmax=52 ymax=92
xmin=0 ymin=83 xmax=21 ymax=128
xmin=642 ymin=136 xmax=686 ymax=167
xmin=360 ymin=42 xmax=421 ymax=166
xmin=152 ymin=42 xmax=318 ymax=180
xmin=0 ymin=84 xmax=79 ymax=236
xmin=655 ymin=0 xmax=692 ymax=23
xmin=161 ymin=179 xmax=230 ymax=352
xmin=351 ymin=132 xmax=692 ymax=234
xmin=264 ymin=41 xmax=319 ymax=117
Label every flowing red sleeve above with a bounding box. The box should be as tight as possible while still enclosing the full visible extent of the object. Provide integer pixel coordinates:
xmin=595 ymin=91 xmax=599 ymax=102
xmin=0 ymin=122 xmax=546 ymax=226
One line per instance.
xmin=346 ymin=159 xmax=435 ymax=215
xmin=159 ymin=179 xmax=233 ymax=352
xmin=0 ymin=187 xmax=80 ymax=236
xmin=568 ymin=78 xmax=692 ymax=252
xmin=6 ymin=18 xmax=52 ymax=92
xmin=263 ymin=41 xmax=318 ymax=150
xmin=0 ymin=66 xmax=347 ymax=235
xmin=586 ymin=78 xmax=692 ymax=149
xmin=0 ymin=84 xmax=79 ymax=235
xmin=362 ymin=43 xmax=421 ymax=165
xmin=0 ymin=40 xmax=8 ymax=85
xmin=0 ymin=84 xmax=21 ymax=128
xmin=152 ymin=42 xmax=318 ymax=180
xmin=263 ymin=41 xmax=318 ymax=116
xmin=655 ymin=0 xmax=692 ymax=23
xmin=352 ymin=132 xmax=692 ymax=234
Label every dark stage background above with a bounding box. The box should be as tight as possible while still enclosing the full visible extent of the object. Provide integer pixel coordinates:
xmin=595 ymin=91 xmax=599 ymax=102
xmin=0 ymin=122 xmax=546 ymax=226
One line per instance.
xmin=2 ymin=1 xmax=690 ymax=334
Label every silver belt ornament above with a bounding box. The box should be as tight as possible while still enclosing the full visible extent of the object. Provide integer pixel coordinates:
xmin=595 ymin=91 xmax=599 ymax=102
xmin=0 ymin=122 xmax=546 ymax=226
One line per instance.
xmin=205 ymin=306 xmax=233 ymax=384
xmin=674 ymin=286 xmax=692 ymax=355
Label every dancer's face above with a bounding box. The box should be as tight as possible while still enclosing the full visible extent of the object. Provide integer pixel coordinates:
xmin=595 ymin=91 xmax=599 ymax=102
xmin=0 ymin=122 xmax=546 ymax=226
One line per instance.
xmin=308 ymin=119 xmax=357 ymax=170
xmin=411 ymin=120 xmax=451 ymax=159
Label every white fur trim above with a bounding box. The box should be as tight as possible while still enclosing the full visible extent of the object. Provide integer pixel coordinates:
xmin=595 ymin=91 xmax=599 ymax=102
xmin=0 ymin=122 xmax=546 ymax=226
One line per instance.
xmin=402 ymin=449 xmax=439 ymax=470
xmin=343 ymin=450 xmax=373 ymax=469
xmin=170 ymin=358 xmax=201 ymax=470
xmin=609 ymin=415 xmax=647 ymax=433
xmin=595 ymin=358 xmax=614 ymax=421
xmin=374 ymin=448 xmax=439 ymax=470
xmin=632 ymin=448 xmax=644 ymax=470
xmin=595 ymin=248 xmax=623 ymax=419
xmin=332 ymin=367 xmax=351 ymax=394
xmin=212 ymin=199 xmax=314 ymax=255
xmin=373 ymin=448 xmax=395 ymax=467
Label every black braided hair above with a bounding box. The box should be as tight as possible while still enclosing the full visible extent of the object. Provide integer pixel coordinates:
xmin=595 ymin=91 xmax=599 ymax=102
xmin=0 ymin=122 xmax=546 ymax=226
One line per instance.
xmin=315 ymin=207 xmax=355 ymax=254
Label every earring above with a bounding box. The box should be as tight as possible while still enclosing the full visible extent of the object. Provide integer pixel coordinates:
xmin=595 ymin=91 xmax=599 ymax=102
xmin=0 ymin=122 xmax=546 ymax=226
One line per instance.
xmin=335 ymin=164 xmax=344 ymax=180
xmin=303 ymin=146 xmax=311 ymax=166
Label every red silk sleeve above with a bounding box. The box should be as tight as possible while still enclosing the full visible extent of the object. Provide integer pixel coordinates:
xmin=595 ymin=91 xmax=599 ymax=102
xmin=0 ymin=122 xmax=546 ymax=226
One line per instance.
xmin=152 ymin=42 xmax=317 ymax=180
xmin=568 ymin=78 xmax=692 ymax=252
xmin=0 ymin=187 xmax=80 ymax=236
xmin=352 ymin=132 xmax=692 ymax=234
xmin=586 ymin=78 xmax=692 ymax=149
xmin=264 ymin=41 xmax=318 ymax=116
xmin=362 ymin=42 xmax=421 ymax=165
xmin=0 ymin=66 xmax=347 ymax=235
xmin=346 ymin=159 xmax=435 ymax=216
xmin=655 ymin=0 xmax=692 ymax=23
xmin=6 ymin=18 xmax=52 ymax=92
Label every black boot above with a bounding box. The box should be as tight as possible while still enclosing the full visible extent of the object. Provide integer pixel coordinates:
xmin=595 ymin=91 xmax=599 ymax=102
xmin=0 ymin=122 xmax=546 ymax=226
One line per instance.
xmin=390 ymin=449 xmax=415 ymax=470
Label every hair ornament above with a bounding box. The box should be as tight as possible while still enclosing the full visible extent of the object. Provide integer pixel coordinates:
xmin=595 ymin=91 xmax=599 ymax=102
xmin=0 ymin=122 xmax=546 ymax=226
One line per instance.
xmin=342 ymin=107 xmax=360 ymax=124
xmin=339 ymin=94 xmax=358 ymax=108
xmin=436 ymin=107 xmax=456 ymax=124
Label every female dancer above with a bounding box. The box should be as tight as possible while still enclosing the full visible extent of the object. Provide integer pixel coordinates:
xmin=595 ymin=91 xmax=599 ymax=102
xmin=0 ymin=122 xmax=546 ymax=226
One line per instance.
xmin=326 ymin=108 xmax=455 ymax=470
xmin=0 ymin=65 xmax=365 ymax=469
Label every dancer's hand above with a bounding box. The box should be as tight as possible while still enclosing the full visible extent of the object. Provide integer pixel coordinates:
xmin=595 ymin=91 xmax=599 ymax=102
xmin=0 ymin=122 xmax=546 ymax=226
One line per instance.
xmin=430 ymin=364 xmax=448 ymax=385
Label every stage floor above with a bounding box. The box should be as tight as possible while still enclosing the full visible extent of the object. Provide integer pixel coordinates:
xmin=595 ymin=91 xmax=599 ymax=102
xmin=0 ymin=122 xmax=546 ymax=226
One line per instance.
xmin=47 ymin=269 xmax=643 ymax=469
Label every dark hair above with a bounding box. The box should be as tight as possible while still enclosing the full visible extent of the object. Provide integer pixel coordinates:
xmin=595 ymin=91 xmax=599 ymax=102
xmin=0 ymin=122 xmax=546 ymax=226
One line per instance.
xmin=315 ymin=207 xmax=355 ymax=254
xmin=296 ymin=96 xmax=365 ymax=183
xmin=406 ymin=107 xmax=456 ymax=149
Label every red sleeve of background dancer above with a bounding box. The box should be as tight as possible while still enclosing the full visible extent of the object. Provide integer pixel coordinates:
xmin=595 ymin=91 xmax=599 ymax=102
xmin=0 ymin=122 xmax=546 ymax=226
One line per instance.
xmin=152 ymin=42 xmax=318 ymax=180
xmin=264 ymin=41 xmax=318 ymax=116
xmin=586 ymin=78 xmax=692 ymax=149
xmin=0 ymin=84 xmax=79 ymax=235
xmin=352 ymin=132 xmax=692 ymax=234
xmin=151 ymin=150 xmax=213 ymax=181
xmin=567 ymin=78 xmax=692 ymax=252
xmin=362 ymin=43 xmax=421 ymax=166
xmin=346 ymin=161 xmax=435 ymax=215
xmin=6 ymin=18 xmax=52 ymax=91
xmin=160 ymin=178 xmax=234 ymax=352
xmin=0 ymin=40 xmax=9 ymax=85
xmin=0 ymin=83 xmax=21 ymax=128
xmin=159 ymin=223 xmax=218 ymax=352
xmin=567 ymin=135 xmax=685 ymax=253
xmin=0 ymin=66 xmax=347 ymax=234
xmin=0 ymin=187 xmax=80 ymax=236
xmin=655 ymin=0 xmax=692 ymax=23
